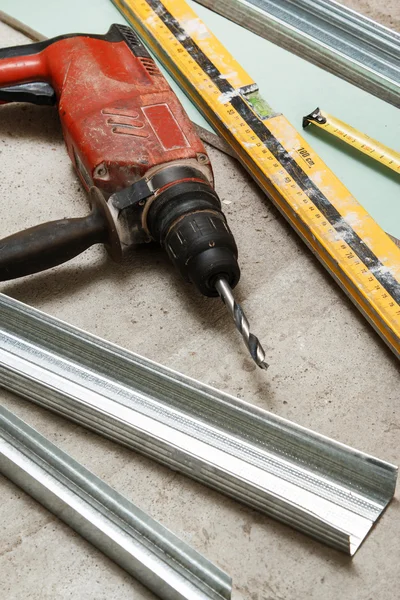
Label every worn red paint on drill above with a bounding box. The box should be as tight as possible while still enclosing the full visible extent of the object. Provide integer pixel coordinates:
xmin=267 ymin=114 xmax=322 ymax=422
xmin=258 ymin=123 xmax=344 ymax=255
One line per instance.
xmin=143 ymin=104 xmax=189 ymax=150
xmin=0 ymin=30 xmax=209 ymax=194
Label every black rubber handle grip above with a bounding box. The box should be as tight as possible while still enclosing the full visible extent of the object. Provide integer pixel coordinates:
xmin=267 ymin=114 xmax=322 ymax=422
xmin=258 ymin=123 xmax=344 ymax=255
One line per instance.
xmin=0 ymin=207 xmax=107 ymax=281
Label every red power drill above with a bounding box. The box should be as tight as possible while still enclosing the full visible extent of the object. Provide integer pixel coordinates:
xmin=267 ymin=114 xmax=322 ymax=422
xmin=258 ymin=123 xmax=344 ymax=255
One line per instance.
xmin=0 ymin=24 xmax=267 ymax=369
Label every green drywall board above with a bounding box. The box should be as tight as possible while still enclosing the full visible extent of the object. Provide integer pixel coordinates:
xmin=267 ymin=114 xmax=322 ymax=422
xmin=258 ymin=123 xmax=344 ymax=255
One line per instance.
xmin=1 ymin=0 xmax=399 ymax=239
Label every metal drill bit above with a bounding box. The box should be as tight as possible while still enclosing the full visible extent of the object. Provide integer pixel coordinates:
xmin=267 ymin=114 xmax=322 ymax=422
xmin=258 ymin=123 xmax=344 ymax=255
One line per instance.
xmin=214 ymin=277 xmax=269 ymax=370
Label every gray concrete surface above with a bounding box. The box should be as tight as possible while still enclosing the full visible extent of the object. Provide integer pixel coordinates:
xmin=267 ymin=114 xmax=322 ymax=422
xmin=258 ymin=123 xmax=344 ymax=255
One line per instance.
xmin=337 ymin=0 xmax=400 ymax=32
xmin=0 ymin=13 xmax=399 ymax=600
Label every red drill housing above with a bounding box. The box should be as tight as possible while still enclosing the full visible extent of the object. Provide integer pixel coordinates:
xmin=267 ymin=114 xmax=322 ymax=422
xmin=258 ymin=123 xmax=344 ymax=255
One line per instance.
xmin=0 ymin=25 xmax=208 ymax=193
xmin=0 ymin=25 xmax=240 ymax=296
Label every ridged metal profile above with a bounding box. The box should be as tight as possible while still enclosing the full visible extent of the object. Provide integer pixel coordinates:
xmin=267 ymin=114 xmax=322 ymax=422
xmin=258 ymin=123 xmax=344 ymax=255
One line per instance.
xmin=194 ymin=0 xmax=400 ymax=108
xmin=0 ymin=404 xmax=231 ymax=600
xmin=0 ymin=293 xmax=397 ymax=555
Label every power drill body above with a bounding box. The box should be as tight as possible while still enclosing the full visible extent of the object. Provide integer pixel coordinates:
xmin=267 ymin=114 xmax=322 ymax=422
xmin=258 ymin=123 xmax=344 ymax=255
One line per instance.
xmin=0 ymin=25 xmax=268 ymax=368
xmin=0 ymin=25 xmax=240 ymax=295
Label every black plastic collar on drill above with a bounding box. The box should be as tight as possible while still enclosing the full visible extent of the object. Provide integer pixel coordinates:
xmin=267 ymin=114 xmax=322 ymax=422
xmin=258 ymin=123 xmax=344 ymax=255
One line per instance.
xmin=147 ymin=180 xmax=221 ymax=243
xmin=111 ymin=166 xmax=240 ymax=297
xmin=149 ymin=164 xmax=208 ymax=192
xmin=147 ymin=180 xmax=240 ymax=297
xmin=111 ymin=165 xmax=209 ymax=211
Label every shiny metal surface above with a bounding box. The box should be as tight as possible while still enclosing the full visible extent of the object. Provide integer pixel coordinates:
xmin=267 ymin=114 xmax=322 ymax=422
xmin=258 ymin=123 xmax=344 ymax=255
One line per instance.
xmin=214 ymin=277 xmax=268 ymax=370
xmin=195 ymin=0 xmax=400 ymax=108
xmin=0 ymin=404 xmax=232 ymax=600
xmin=0 ymin=293 xmax=397 ymax=555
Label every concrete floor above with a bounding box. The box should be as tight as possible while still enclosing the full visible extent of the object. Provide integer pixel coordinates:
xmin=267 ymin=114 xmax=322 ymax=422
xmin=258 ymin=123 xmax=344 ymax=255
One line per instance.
xmin=337 ymin=0 xmax=400 ymax=32
xmin=0 ymin=7 xmax=399 ymax=600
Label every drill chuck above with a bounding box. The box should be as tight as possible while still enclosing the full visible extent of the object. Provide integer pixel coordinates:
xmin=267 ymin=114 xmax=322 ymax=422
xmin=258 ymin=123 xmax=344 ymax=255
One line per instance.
xmin=146 ymin=176 xmax=267 ymax=369
xmin=147 ymin=180 xmax=240 ymax=297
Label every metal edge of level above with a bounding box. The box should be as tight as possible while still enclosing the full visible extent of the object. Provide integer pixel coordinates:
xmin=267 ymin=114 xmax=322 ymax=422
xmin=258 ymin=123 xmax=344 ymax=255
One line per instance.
xmin=0 ymin=294 xmax=397 ymax=555
xmin=0 ymin=403 xmax=232 ymax=600
xmin=194 ymin=0 xmax=400 ymax=109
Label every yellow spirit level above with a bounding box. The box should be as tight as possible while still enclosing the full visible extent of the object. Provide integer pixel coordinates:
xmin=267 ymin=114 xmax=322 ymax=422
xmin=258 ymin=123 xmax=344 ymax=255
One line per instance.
xmin=113 ymin=0 xmax=400 ymax=359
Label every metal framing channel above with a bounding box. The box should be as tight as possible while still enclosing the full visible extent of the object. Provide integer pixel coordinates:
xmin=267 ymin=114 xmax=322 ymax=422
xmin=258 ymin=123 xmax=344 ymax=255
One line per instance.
xmin=194 ymin=0 xmax=400 ymax=108
xmin=0 ymin=293 xmax=397 ymax=555
xmin=0 ymin=404 xmax=231 ymax=600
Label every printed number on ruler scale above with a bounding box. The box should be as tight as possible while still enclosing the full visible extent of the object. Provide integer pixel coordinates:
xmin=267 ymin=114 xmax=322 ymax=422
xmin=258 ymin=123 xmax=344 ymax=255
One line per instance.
xmin=113 ymin=0 xmax=400 ymax=357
